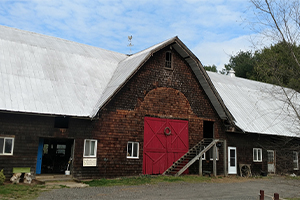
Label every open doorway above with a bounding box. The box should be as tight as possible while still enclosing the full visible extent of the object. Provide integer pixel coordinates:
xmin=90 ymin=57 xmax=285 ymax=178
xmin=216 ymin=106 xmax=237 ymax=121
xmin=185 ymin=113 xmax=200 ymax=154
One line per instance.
xmin=203 ymin=121 xmax=214 ymax=138
xmin=36 ymin=138 xmax=74 ymax=174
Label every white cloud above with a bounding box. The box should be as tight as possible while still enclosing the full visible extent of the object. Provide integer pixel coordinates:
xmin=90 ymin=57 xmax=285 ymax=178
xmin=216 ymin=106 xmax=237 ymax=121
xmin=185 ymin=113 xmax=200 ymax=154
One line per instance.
xmin=193 ymin=34 xmax=257 ymax=70
xmin=0 ymin=0 xmax=256 ymax=66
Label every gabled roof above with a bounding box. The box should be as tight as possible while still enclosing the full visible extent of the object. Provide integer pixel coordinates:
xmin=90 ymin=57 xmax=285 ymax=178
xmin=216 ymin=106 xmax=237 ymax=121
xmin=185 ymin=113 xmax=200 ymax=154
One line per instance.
xmin=0 ymin=26 xmax=231 ymax=121
xmin=207 ymin=71 xmax=300 ymax=137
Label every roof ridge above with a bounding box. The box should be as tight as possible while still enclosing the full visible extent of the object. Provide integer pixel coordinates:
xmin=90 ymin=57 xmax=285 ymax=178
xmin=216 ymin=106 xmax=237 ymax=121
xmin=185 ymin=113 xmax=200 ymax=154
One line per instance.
xmin=0 ymin=25 xmax=126 ymax=57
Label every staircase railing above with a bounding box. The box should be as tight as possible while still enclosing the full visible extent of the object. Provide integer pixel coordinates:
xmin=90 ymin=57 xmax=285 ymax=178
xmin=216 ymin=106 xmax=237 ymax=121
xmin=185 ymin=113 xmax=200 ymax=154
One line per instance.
xmin=163 ymin=138 xmax=219 ymax=176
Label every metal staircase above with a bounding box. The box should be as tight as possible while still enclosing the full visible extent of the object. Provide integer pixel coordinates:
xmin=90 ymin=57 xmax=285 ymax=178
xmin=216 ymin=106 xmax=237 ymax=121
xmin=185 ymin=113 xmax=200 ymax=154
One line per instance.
xmin=163 ymin=138 xmax=219 ymax=176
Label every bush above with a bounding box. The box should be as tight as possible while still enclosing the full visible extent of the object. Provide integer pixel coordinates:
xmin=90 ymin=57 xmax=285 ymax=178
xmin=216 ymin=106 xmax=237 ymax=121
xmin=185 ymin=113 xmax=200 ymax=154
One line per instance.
xmin=0 ymin=169 xmax=5 ymax=185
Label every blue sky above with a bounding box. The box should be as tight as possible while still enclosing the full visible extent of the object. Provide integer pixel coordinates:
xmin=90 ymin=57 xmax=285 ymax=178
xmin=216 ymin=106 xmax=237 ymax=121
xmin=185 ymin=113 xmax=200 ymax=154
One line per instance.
xmin=0 ymin=0 xmax=257 ymax=70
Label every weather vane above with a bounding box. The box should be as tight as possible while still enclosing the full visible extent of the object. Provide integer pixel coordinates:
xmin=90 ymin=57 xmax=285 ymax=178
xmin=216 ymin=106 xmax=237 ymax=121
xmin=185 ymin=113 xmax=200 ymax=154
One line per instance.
xmin=127 ymin=35 xmax=134 ymax=55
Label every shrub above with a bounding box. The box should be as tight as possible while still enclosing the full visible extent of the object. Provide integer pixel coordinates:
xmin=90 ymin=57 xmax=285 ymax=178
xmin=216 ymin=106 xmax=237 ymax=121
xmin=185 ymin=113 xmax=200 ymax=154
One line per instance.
xmin=0 ymin=169 xmax=5 ymax=185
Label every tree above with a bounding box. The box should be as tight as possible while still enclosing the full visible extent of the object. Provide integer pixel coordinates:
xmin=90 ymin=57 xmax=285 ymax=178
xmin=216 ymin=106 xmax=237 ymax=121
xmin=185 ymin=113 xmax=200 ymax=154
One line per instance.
xmin=248 ymin=0 xmax=300 ymax=172
xmin=224 ymin=50 xmax=257 ymax=80
xmin=203 ymin=65 xmax=218 ymax=72
xmin=254 ymin=42 xmax=300 ymax=92
xmin=249 ymin=0 xmax=300 ymax=82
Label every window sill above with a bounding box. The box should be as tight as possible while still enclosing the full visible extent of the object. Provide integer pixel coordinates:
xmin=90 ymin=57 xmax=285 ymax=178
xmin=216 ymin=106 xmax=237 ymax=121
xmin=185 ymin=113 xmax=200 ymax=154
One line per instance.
xmin=127 ymin=157 xmax=139 ymax=159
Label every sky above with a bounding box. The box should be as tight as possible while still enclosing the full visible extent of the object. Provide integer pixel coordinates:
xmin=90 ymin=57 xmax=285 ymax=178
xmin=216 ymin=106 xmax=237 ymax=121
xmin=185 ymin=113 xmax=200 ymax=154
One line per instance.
xmin=0 ymin=0 xmax=258 ymax=70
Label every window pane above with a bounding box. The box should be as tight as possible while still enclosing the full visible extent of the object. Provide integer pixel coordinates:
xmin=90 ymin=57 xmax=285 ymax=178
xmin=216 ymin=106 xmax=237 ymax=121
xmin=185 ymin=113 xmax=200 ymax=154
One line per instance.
xmin=84 ymin=140 xmax=90 ymax=156
xmin=127 ymin=143 xmax=132 ymax=157
xmin=268 ymin=151 xmax=274 ymax=163
xmin=293 ymin=152 xmax=298 ymax=160
xmin=230 ymin=149 xmax=235 ymax=166
xmin=133 ymin=143 xmax=138 ymax=157
xmin=230 ymin=158 xmax=235 ymax=166
xmin=258 ymin=150 xmax=261 ymax=161
xmin=0 ymin=139 xmax=4 ymax=154
xmin=165 ymin=52 xmax=172 ymax=68
xmin=230 ymin=149 xmax=235 ymax=157
xmin=254 ymin=149 xmax=257 ymax=161
xmin=4 ymin=139 xmax=12 ymax=154
xmin=90 ymin=141 xmax=95 ymax=156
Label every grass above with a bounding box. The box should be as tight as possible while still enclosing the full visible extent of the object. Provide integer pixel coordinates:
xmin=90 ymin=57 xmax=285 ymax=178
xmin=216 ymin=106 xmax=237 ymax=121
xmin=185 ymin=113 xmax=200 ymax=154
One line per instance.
xmin=84 ymin=175 xmax=211 ymax=187
xmin=0 ymin=183 xmax=47 ymax=200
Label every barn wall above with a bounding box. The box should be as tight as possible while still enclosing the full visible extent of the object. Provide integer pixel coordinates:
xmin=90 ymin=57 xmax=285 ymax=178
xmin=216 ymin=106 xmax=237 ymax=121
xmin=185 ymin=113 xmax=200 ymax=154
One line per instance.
xmin=0 ymin=112 xmax=94 ymax=179
xmin=88 ymin=46 xmax=227 ymax=179
xmin=0 ymin=46 xmax=227 ymax=180
xmin=226 ymin=132 xmax=300 ymax=176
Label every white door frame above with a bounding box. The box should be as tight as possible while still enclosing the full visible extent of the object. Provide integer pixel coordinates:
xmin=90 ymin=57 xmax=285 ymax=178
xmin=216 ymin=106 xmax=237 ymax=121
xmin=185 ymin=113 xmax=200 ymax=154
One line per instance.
xmin=267 ymin=150 xmax=276 ymax=173
xmin=228 ymin=146 xmax=237 ymax=174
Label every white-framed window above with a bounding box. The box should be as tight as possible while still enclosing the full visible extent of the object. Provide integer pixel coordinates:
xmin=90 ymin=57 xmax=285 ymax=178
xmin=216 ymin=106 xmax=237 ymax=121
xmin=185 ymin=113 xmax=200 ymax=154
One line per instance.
xmin=83 ymin=139 xmax=97 ymax=157
xmin=209 ymin=147 xmax=219 ymax=161
xmin=0 ymin=137 xmax=14 ymax=155
xmin=293 ymin=151 xmax=299 ymax=170
xmin=165 ymin=51 xmax=173 ymax=69
xmin=253 ymin=148 xmax=262 ymax=162
xmin=127 ymin=142 xmax=139 ymax=159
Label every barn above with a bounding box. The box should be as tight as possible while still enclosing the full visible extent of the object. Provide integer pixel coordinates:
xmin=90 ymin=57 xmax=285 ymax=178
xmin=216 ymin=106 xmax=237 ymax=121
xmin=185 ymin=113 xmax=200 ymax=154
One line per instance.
xmin=208 ymin=71 xmax=300 ymax=176
xmin=0 ymin=25 xmax=299 ymax=180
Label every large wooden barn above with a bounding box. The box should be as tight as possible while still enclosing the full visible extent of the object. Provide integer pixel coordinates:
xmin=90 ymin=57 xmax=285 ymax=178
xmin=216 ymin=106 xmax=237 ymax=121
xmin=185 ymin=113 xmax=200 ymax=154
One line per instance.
xmin=0 ymin=25 xmax=299 ymax=180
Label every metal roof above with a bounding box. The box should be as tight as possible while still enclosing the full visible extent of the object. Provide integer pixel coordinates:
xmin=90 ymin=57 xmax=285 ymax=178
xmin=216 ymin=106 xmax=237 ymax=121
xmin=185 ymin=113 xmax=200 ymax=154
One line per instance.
xmin=0 ymin=26 xmax=230 ymax=122
xmin=207 ymin=71 xmax=300 ymax=137
xmin=0 ymin=25 xmax=127 ymax=117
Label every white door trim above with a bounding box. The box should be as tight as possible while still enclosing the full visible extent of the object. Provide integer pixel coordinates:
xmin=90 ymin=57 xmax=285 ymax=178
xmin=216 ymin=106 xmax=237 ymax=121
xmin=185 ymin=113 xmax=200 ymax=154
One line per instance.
xmin=267 ymin=150 xmax=276 ymax=173
xmin=228 ymin=146 xmax=237 ymax=174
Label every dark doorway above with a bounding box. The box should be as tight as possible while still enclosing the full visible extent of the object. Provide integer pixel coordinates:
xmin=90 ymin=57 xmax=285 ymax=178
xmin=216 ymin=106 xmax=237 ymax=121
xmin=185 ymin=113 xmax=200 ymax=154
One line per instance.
xmin=203 ymin=121 xmax=214 ymax=138
xmin=41 ymin=138 xmax=73 ymax=174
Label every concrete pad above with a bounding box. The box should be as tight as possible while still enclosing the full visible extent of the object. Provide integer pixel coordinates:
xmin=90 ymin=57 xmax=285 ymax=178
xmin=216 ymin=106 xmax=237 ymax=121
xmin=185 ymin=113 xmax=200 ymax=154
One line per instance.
xmin=45 ymin=181 xmax=89 ymax=188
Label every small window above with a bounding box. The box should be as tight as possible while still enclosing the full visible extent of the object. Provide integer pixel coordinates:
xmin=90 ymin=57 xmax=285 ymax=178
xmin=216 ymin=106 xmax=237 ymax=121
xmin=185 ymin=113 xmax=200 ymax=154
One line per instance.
xmin=0 ymin=137 xmax=14 ymax=155
xmin=127 ymin=142 xmax=139 ymax=159
xmin=293 ymin=152 xmax=299 ymax=170
xmin=83 ymin=139 xmax=97 ymax=157
xmin=253 ymin=148 xmax=262 ymax=162
xmin=209 ymin=147 xmax=219 ymax=161
xmin=165 ymin=51 xmax=172 ymax=69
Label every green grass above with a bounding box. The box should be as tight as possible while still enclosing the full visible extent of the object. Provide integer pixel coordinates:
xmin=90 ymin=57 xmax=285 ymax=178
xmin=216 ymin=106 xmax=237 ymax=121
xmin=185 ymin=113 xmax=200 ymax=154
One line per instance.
xmin=84 ymin=175 xmax=211 ymax=187
xmin=0 ymin=183 xmax=47 ymax=200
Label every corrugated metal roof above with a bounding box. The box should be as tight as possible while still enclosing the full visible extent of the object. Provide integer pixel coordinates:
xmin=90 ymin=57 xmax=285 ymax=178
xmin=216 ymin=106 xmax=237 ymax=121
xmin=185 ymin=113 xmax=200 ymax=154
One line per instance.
xmin=207 ymin=71 xmax=300 ymax=137
xmin=0 ymin=26 xmax=230 ymax=123
xmin=0 ymin=25 xmax=127 ymax=117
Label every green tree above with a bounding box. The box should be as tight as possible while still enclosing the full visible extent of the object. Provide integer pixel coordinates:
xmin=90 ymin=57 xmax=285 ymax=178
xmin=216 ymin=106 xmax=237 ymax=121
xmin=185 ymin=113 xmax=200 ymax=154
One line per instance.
xmin=223 ymin=51 xmax=257 ymax=80
xmin=203 ymin=65 xmax=218 ymax=72
xmin=255 ymin=42 xmax=300 ymax=92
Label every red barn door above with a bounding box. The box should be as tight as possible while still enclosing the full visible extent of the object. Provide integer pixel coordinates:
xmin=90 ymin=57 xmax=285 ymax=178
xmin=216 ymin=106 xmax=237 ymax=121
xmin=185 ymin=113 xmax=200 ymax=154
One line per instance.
xmin=143 ymin=117 xmax=189 ymax=174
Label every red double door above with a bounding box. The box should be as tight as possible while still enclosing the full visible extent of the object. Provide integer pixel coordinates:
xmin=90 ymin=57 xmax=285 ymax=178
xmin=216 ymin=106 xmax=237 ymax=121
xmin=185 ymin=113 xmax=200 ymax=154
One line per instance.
xmin=143 ymin=117 xmax=189 ymax=174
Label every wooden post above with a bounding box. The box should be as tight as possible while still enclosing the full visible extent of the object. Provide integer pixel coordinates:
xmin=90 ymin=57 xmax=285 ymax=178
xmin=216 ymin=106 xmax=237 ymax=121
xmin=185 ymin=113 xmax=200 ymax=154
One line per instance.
xmin=274 ymin=193 xmax=279 ymax=200
xmin=199 ymin=156 xmax=202 ymax=176
xmin=259 ymin=190 xmax=264 ymax=200
xmin=213 ymin=143 xmax=217 ymax=176
xmin=223 ymin=140 xmax=227 ymax=176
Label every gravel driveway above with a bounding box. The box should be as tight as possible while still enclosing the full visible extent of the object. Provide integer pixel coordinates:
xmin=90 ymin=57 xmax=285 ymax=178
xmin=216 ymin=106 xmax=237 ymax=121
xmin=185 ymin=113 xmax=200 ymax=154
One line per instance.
xmin=36 ymin=176 xmax=300 ymax=200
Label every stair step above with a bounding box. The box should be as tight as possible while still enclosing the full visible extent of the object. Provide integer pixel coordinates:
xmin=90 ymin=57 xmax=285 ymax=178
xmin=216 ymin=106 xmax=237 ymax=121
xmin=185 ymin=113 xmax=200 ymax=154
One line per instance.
xmin=162 ymin=138 xmax=219 ymax=176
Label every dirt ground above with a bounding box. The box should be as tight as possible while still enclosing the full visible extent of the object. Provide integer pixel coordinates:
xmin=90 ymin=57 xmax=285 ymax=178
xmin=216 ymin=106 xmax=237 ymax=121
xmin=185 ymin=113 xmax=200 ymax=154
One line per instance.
xmin=36 ymin=176 xmax=300 ymax=200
